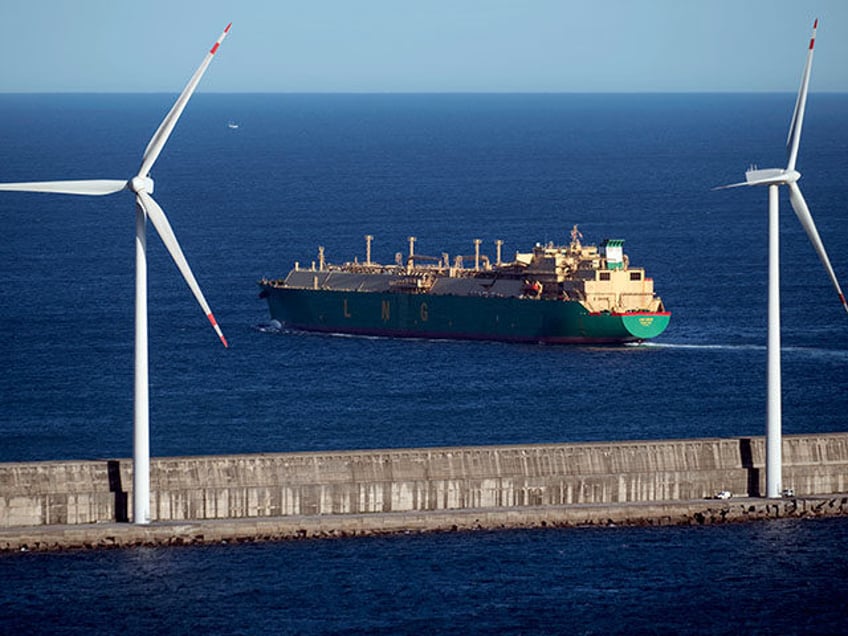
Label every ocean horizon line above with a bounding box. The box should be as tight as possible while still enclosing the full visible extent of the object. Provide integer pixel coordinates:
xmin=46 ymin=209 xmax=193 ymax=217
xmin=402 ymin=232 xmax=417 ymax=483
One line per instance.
xmin=2 ymin=89 xmax=847 ymax=97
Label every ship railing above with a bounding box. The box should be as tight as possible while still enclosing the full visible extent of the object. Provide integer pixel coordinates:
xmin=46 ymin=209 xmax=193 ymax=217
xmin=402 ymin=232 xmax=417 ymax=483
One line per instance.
xmin=619 ymin=292 xmax=656 ymax=307
xmin=586 ymin=291 xmax=657 ymax=313
xmin=388 ymin=272 xmax=436 ymax=292
xmin=259 ymin=277 xmax=287 ymax=288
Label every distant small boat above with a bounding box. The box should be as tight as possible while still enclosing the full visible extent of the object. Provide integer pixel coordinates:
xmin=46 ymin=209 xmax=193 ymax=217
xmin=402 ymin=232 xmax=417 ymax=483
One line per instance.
xmin=227 ymin=121 xmax=239 ymax=129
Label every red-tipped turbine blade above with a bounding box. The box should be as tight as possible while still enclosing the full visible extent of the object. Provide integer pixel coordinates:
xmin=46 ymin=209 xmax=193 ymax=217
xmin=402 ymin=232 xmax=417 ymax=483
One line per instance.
xmin=786 ymin=19 xmax=817 ymax=171
xmin=136 ymin=191 xmax=229 ymax=346
xmin=788 ymin=181 xmax=848 ymax=313
xmin=138 ymin=23 xmax=232 ymax=178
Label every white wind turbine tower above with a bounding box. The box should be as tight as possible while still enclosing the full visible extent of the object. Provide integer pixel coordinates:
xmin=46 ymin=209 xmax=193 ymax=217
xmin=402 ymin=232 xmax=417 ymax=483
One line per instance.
xmin=0 ymin=24 xmax=232 ymax=524
xmin=718 ymin=19 xmax=848 ymax=498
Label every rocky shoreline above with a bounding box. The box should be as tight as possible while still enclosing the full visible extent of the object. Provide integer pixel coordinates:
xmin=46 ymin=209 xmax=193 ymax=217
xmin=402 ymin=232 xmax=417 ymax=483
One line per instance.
xmin=3 ymin=495 xmax=846 ymax=553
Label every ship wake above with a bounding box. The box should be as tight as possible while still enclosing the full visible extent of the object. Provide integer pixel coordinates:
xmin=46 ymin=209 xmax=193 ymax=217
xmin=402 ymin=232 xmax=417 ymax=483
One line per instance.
xmin=636 ymin=341 xmax=848 ymax=360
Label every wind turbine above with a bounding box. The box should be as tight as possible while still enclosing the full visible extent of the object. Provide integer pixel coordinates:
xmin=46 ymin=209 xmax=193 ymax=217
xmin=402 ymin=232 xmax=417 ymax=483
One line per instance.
xmin=0 ymin=24 xmax=232 ymax=524
xmin=718 ymin=19 xmax=848 ymax=498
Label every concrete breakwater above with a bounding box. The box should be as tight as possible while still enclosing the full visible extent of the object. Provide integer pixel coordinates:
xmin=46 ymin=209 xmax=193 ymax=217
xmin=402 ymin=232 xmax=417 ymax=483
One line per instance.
xmin=3 ymin=497 xmax=848 ymax=552
xmin=2 ymin=434 xmax=847 ymax=536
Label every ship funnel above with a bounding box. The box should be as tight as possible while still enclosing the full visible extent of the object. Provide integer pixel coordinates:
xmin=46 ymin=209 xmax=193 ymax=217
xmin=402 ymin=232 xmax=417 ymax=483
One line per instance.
xmin=600 ymin=239 xmax=625 ymax=270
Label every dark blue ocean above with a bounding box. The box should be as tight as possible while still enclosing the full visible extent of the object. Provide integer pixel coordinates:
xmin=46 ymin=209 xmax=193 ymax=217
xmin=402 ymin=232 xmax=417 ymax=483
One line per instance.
xmin=1 ymin=93 xmax=847 ymax=633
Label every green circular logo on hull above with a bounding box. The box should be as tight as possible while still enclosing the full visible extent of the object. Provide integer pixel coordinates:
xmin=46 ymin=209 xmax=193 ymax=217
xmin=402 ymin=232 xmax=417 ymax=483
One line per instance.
xmin=621 ymin=313 xmax=671 ymax=340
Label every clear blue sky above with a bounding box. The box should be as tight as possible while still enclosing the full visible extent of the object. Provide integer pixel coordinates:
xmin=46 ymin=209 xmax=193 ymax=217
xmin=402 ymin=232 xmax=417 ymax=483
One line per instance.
xmin=1 ymin=0 xmax=846 ymax=93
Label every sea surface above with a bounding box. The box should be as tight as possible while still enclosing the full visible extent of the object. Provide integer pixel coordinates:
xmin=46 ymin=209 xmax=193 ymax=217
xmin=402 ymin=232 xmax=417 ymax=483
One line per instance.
xmin=1 ymin=93 xmax=847 ymax=633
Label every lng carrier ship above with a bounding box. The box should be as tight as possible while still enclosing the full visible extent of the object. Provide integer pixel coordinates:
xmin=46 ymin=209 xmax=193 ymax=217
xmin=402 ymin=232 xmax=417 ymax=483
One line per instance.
xmin=259 ymin=226 xmax=670 ymax=344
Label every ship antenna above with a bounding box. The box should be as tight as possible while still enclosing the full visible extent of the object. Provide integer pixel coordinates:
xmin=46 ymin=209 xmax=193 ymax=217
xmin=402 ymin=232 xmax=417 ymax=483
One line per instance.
xmin=570 ymin=224 xmax=583 ymax=249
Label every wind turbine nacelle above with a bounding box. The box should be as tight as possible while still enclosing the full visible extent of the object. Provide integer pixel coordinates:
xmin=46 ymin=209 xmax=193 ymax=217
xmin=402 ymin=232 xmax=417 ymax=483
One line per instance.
xmin=744 ymin=167 xmax=800 ymax=186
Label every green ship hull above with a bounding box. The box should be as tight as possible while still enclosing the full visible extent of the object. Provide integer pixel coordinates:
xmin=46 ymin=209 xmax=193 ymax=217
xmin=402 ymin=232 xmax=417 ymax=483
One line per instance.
xmin=260 ymin=286 xmax=670 ymax=344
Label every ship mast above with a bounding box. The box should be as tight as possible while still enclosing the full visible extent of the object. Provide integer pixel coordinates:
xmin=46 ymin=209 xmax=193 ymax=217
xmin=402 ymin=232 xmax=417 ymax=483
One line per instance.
xmin=365 ymin=234 xmax=373 ymax=266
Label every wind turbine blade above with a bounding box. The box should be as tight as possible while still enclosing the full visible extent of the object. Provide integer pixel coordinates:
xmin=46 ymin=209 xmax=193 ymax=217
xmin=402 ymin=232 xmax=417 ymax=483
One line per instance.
xmin=138 ymin=23 xmax=232 ymax=178
xmin=788 ymin=181 xmax=848 ymax=313
xmin=136 ymin=191 xmax=229 ymax=346
xmin=786 ymin=19 xmax=817 ymax=171
xmin=712 ymin=181 xmax=750 ymax=190
xmin=0 ymin=179 xmax=127 ymax=196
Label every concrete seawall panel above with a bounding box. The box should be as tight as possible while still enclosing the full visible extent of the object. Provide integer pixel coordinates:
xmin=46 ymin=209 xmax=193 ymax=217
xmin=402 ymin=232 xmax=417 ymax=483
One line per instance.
xmin=2 ymin=433 xmax=847 ymax=528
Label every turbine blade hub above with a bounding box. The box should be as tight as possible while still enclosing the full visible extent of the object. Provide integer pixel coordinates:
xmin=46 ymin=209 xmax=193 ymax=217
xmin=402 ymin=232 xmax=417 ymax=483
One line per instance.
xmin=130 ymin=176 xmax=154 ymax=194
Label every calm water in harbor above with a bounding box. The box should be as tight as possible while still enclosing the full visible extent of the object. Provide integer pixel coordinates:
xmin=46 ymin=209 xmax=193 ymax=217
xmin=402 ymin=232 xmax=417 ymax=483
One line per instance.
xmin=1 ymin=93 xmax=847 ymax=632
xmin=3 ymin=520 xmax=848 ymax=635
